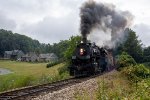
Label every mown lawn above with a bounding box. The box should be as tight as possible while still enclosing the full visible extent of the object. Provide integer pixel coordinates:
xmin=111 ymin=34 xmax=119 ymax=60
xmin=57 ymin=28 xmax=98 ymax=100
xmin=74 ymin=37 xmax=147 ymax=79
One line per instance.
xmin=0 ymin=60 xmax=62 ymax=77
xmin=0 ymin=60 xmax=68 ymax=92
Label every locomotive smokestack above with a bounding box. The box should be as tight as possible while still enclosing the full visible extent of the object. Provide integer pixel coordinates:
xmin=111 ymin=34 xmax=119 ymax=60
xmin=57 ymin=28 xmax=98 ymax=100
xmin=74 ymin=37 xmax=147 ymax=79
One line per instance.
xmin=82 ymin=35 xmax=87 ymax=43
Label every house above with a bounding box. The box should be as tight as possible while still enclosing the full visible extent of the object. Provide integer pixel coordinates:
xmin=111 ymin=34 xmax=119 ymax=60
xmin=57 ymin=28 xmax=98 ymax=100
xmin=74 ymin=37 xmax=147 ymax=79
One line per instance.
xmin=4 ymin=51 xmax=13 ymax=59
xmin=49 ymin=53 xmax=58 ymax=61
xmin=21 ymin=52 xmax=39 ymax=62
xmin=39 ymin=53 xmax=58 ymax=62
xmin=4 ymin=51 xmax=58 ymax=62
xmin=11 ymin=50 xmax=24 ymax=60
xmin=4 ymin=50 xmax=24 ymax=60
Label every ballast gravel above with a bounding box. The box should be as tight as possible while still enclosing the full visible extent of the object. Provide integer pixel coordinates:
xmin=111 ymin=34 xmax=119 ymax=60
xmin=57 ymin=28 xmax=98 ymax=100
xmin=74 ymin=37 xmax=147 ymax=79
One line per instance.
xmin=32 ymin=70 xmax=116 ymax=100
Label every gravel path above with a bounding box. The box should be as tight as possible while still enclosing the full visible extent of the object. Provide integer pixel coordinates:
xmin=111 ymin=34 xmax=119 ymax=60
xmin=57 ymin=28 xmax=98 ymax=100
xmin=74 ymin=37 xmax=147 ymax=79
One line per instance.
xmin=0 ymin=68 xmax=13 ymax=75
xmin=33 ymin=70 xmax=117 ymax=100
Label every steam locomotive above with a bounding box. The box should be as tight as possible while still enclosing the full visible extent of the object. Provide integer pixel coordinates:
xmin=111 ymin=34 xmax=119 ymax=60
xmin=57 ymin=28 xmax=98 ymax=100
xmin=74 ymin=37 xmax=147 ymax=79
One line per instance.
xmin=69 ymin=37 xmax=114 ymax=77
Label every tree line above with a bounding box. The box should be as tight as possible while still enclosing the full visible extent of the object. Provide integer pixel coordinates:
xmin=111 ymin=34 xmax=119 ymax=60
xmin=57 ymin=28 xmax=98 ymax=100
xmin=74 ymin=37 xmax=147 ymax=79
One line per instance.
xmin=0 ymin=28 xmax=150 ymax=63
xmin=117 ymin=29 xmax=150 ymax=63
xmin=0 ymin=29 xmax=70 ymax=58
xmin=64 ymin=28 xmax=150 ymax=64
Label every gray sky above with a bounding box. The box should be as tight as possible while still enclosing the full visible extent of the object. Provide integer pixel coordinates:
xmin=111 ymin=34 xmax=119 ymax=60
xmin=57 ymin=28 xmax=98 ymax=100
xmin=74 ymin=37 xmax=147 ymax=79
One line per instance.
xmin=0 ymin=0 xmax=150 ymax=46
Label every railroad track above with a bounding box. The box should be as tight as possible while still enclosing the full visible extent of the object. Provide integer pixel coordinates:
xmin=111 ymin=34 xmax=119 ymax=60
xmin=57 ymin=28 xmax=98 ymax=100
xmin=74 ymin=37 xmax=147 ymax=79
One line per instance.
xmin=0 ymin=69 xmax=114 ymax=100
xmin=0 ymin=78 xmax=78 ymax=100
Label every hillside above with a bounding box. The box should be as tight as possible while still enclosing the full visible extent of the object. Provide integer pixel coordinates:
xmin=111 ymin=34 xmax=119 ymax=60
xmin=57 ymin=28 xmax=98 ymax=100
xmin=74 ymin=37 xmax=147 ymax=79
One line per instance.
xmin=0 ymin=29 xmax=40 ymax=56
xmin=0 ymin=29 xmax=71 ymax=58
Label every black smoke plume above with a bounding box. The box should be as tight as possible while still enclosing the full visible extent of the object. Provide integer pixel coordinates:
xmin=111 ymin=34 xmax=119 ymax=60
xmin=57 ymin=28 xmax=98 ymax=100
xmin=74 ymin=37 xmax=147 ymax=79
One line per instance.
xmin=80 ymin=0 xmax=133 ymax=47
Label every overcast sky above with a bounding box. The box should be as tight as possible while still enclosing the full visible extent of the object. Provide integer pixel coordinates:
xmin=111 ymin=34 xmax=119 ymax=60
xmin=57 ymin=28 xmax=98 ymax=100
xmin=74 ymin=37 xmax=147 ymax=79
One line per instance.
xmin=0 ymin=0 xmax=150 ymax=46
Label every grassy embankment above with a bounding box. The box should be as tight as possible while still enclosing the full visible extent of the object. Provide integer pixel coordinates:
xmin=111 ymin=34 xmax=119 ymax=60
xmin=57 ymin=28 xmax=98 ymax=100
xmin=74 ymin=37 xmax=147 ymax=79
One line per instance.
xmin=0 ymin=60 xmax=70 ymax=92
xmin=74 ymin=70 xmax=131 ymax=100
xmin=75 ymin=69 xmax=150 ymax=100
xmin=74 ymin=53 xmax=150 ymax=99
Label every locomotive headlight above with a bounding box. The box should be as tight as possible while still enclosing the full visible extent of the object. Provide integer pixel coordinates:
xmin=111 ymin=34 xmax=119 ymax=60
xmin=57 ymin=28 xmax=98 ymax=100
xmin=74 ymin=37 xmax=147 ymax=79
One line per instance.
xmin=80 ymin=48 xmax=83 ymax=52
xmin=80 ymin=48 xmax=84 ymax=55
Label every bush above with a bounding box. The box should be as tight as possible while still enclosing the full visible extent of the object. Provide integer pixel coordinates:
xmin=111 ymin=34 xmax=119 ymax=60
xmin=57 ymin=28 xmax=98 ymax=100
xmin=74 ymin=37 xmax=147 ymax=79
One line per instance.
xmin=133 ymin=64 xmax=150 ymax=79
xmin=46 ymin=60 xmax=63 ymax=68
xmin=143 ymin=62 xmax=150 ymax=68
xmin=57 ymin=63 xmax=70 ymax=79
xmin=58 ymin=63 xmax=69 ymax=75
xmin=121 ymin=64 xmax=150 ymax=82
xmin=121 ymin=64 xmax=150 ymax=99
xmin=117 ymin=52 xmax=136 ymax=70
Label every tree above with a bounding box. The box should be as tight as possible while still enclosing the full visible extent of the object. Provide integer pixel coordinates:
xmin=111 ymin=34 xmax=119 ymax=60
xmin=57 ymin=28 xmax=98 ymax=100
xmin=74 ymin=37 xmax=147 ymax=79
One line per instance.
xmin=117 ymin=52 xmax=136 ymax=70
xmin=64 ymin=36 xmax=81 ymax=63
xmin=0 ymin=29 xmax=80 ymax=60
xmin=50 ymin=40 xmax=69 ymax=58
xmin=118 ymin=29 xmax=143 ymax=63
xmin=143 ymin=46 xmax=150 ymax=62
xmin=0 ymin=29 xmax=44 ymax=56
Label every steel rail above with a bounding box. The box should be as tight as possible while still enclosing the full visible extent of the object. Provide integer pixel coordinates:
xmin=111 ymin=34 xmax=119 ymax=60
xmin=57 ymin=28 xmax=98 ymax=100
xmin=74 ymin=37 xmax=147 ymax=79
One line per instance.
xmin=0 ymin=69 xmax=114 ymax=100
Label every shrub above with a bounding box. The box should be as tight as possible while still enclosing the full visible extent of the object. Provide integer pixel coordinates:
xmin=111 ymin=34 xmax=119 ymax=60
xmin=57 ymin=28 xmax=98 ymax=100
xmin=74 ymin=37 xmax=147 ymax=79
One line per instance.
xmin=57 ymin=63 xmax=70 ymax=79
xmin=134 ymin=79 xmax=150 ymax=99
xmin=46 ymin=60 xmax=63 ymax=68
xmin=133 ymin=64 xmax=150 ymax=79
xmin=58 ymin=64 xmax=69 ymax=75
xmin=117 ymin=52 xmax=136 ymax=70
xmin=121 ymin=64 xmax=150 ymax=82
xmin=143 ymin=62 xmax=150 ymax=68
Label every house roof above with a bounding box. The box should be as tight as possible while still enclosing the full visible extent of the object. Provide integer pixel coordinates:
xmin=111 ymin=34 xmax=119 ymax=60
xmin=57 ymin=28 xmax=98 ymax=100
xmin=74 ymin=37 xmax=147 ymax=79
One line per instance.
xmin=12 ymin=50 xmax=24 ymax=55
xmin=49 ymin=53 xmax=58 ymax=58
xmin=12 ymin=50 xmax=19 ymax=55
xmin=39 ymin=54 xmax=49 ymax=59
xmin=5 ymin=51 xmax=13 ymax=55
xmin=5 ymin=50 xmax=24 ymax=55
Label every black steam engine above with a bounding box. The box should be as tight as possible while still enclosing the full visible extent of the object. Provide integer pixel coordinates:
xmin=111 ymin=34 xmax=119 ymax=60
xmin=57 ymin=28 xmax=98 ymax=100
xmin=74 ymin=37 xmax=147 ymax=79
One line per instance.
xmin=69 ymin=37 xmax=113 ymax=77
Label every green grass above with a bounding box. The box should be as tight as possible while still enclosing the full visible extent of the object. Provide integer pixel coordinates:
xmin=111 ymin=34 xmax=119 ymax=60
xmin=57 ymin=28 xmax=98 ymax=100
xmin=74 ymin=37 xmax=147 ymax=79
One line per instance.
xmin=0 ymin=60 xmax=62 ymax=76
xmin=0 ymin=60 xmax=70 ymax=92
xmin=74 ymin=71 xmax=150 ymax=100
